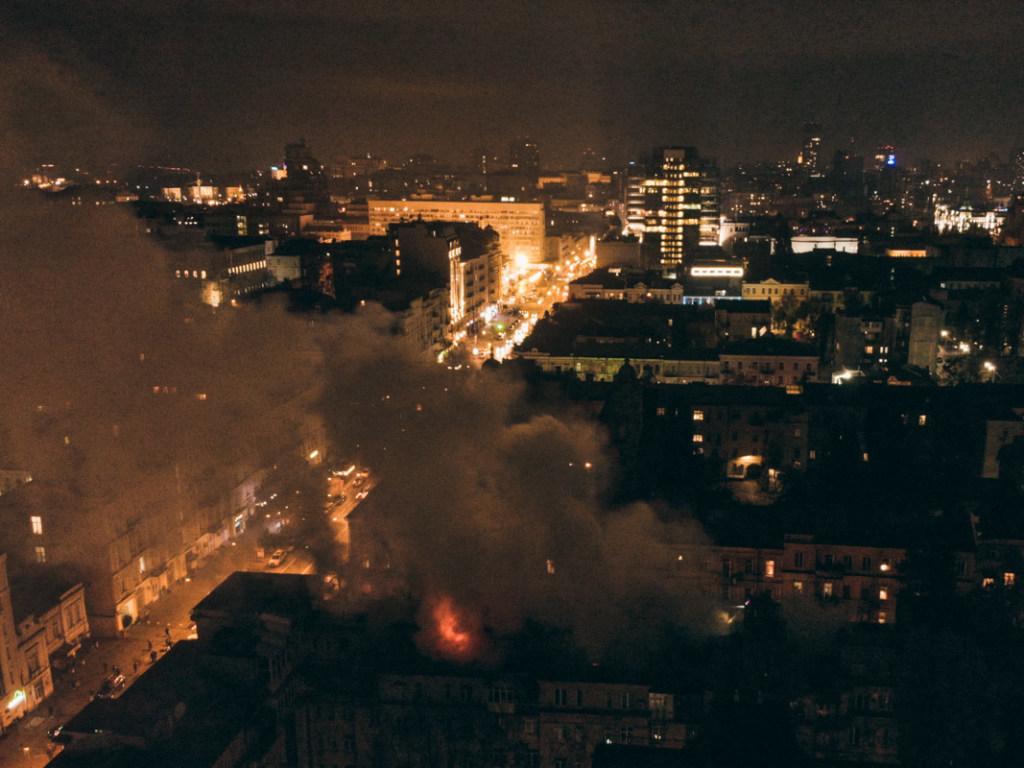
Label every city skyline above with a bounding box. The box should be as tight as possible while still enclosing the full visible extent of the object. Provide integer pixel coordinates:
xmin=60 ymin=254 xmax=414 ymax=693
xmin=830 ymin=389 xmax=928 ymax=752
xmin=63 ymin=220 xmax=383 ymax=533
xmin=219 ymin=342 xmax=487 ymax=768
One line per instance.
xmin=5 ymin=3 xmax=1024 ymax=764
xmin=2 ymin=1 xmax=1023 ymax=173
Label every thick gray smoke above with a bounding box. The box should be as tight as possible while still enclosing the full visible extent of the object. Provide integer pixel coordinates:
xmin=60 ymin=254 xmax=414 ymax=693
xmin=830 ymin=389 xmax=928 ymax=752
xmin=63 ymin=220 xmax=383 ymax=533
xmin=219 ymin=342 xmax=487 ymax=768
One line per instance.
xmin=319 ymin=306 xmax=716 ymax=663
xmin=0 ymin=188 xmax=328 ymax=522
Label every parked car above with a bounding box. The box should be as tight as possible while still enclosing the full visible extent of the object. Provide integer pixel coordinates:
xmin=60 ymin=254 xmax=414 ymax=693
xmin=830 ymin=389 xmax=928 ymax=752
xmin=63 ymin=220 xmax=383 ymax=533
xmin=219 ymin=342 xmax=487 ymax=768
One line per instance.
xmin=267 ymin=549 xmax=287 ymax=568
xmin=94 ymin=674 xmax=126 ymax=699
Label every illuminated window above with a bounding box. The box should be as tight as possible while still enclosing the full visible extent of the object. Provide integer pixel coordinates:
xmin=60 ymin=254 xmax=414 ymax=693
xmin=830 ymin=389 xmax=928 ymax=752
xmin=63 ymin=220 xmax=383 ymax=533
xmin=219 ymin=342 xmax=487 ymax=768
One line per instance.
xmin=918 ymin=414 xmax=927 ymax=426
xmin=862 ymin=452 xmax=870 ymax=462
xmin=879 ymin=588 xmax=888 ymax=601
xmin=880 ymin=558 xmax=891 ymax=572
xmin=1004 ymin=572 xmax=1016 ymax=587
xmin=878 ymin=612 xmax=887 ymax=624
xmin=793 ymin=581 xmax=803 ymax=594
xmin=765 ymin=559 xmax=775 ymax=577
xmin=823 ymin=582 xmax=833 ymax=597
xmin=983 ymin=577 xmax=995 ymax=588
xmin=693 ymin=434 xmax=703 ymax=443
xmin=34 ymin=546 xmax=46 ymax=564
xmin=30 ymin=516 xmax=42 ymax=535
xmin=693 ymin=410 xmax=704 ymax=421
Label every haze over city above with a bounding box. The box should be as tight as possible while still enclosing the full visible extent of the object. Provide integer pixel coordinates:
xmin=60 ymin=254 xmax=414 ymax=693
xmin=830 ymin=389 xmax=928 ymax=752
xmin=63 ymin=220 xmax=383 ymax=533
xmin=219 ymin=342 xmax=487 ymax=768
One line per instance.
xmin=3 ymin=0 xmax=1023 ymax=171
xmin=4 ymin=2 xmax=1024 ymax=767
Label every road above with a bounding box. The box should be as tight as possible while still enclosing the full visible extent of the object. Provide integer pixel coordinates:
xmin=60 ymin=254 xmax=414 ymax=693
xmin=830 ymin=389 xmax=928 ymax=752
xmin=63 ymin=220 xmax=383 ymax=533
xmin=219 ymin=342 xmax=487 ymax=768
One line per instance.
xmin=325 ymin=475 xmax=377 ymax=562
xmin=0 ymin=533 xmax=272 ymax=766
xmin=1 ymin=471 xmax=373 ymax=765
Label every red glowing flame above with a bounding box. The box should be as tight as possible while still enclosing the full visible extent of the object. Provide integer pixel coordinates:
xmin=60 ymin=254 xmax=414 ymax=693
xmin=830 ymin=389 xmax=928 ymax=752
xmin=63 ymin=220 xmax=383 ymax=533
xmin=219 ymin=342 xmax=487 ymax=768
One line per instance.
xmin=433 ymin=596 xmax=472 ymax=656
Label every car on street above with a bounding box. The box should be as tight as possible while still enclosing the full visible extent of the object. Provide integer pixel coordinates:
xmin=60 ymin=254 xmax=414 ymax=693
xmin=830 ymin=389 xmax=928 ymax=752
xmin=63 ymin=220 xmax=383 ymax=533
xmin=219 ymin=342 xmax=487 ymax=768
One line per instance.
xmin=47 ymin=725 xmax=72 ymax=744
xmin=94 ymin=673 xmax=126 ymax=699
xmin=268 ymin=549 xmax=287 ymax=567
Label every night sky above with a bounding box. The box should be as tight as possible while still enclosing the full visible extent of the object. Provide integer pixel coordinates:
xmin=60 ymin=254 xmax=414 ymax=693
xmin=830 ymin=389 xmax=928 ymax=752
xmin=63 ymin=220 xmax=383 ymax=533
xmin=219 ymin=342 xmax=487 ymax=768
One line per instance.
xmin=2 ymin=0 xmax=1023 ymax=171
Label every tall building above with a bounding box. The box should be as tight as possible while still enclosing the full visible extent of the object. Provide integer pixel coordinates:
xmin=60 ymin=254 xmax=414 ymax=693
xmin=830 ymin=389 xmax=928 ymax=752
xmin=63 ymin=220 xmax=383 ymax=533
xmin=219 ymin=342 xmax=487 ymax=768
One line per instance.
xmin=1012 ymin=147 xmax=1024 ymax=193
xmin=833 ymin=150 xmax=865 ymax=202
xmin=283 ymin=140 xmax=328 ymax=193
xmin=873 ymin=145 xmax=898 ymax=172
xmin=799 ymin=121 xmax=824 ymax=178
xmin=634 ymin=147 xmax=719 ymax=268
xmin=269 ymin=140 xmax=331 ymax=225
xmin=389 ymin=221 xmax=505 ymax=332
xmin=508 ymin=137 xmax=540 ymax=173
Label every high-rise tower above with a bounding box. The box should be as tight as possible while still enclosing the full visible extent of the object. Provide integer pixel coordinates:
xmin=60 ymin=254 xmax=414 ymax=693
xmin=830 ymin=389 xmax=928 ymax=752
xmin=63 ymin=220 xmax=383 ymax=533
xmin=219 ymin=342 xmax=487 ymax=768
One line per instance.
xmin=1012 ymin=147 xmax=1024 ymax=193
xmin=799 ymin=121 xmax=824 ymax=178
xmin=636 ymin=147 xmax=719 ymax=267
xmin=508 ymin=138 xmax=540 ymax=174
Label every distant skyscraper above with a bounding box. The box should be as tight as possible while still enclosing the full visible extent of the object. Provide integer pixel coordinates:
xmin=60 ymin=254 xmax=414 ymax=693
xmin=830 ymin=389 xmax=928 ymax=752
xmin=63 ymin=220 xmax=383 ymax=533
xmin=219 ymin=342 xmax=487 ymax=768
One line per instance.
xmin=580 ymin=147 xmax=607 ymax=172
xmin=283 ymin=140 xmax=327 ymax=191
xmin=799 ymin=121 xmax=824 ymax=178
xmin=1012 ymin=147 xmax=1024 ymax=193
xmin=833 ymin=150 xmax=865 ymax=202
xmin=634 ymin=147 xmax=719 ymax=267
xmin=874 ymin=145 xmax=898 ymax=172
xmin=471 ymin=147 xmax=495 ymax=174
xmin=508 ymin=138 xmax=540 ymax=173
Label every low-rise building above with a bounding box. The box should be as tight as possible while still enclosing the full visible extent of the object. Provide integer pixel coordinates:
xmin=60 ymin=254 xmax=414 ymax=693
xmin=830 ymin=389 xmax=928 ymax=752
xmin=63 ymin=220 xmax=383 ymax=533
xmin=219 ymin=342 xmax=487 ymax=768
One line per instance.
xmin=0 ymin=553 xmax=89 ymax=733
xmin=741 ymin=277 xmax=810 ymax=304
xmin=718 ymin=337 xmax=820 ymax=387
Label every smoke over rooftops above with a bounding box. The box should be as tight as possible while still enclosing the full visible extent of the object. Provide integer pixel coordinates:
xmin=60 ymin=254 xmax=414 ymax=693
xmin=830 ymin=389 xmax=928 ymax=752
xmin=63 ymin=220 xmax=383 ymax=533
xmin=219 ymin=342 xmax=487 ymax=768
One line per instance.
xmin=320 ymin=307 xmax=715 ymax=664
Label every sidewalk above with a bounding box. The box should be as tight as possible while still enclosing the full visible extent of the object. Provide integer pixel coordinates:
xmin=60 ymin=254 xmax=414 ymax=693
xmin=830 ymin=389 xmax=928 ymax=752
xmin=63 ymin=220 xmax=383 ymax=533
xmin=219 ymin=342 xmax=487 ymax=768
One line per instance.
xmin=0 ymin=538 xmax=262 ymax=767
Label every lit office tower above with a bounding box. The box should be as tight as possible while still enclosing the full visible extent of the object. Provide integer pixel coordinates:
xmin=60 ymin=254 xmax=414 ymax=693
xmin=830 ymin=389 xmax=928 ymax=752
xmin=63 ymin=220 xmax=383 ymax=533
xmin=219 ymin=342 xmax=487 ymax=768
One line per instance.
xmin=639 ymin=147 xmax=719 ymax=267
xmin=873 ymin=145 xmax=898 ymax=171
xmin=508 ymin=138 xmax=540 ymax=173
xmin=799 ymin=121 xmax=824 ymax=178
xmin=624 ymin=171 xmax=646 ymax=236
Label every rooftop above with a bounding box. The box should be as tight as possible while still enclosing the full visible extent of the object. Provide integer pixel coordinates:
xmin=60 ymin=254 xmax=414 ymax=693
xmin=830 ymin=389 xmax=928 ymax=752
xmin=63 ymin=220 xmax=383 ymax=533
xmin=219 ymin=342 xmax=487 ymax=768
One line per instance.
xmin=192 ymin=570 xmax=319 ymax=621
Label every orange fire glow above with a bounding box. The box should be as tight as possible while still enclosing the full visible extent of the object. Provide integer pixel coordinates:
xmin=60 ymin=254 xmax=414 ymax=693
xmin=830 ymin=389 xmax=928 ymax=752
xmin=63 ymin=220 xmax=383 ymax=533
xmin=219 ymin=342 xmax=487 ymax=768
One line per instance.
xmin=433 ymin=596 xmax=472 ymax=656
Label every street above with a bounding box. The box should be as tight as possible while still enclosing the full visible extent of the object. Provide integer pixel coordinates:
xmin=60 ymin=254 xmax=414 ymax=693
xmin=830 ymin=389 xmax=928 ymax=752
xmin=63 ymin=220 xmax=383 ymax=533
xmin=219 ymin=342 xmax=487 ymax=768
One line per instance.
xmin=0 ymin=535 xmax=269 ymax=766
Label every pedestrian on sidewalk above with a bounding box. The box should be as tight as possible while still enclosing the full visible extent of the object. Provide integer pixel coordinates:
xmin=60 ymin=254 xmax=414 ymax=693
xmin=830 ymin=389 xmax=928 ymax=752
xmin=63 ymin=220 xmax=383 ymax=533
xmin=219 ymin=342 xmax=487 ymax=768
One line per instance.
xmin=147 ymin=639 xmax=153 ymax=652
xmin=133 ymin=659 xmax=139 ymax=673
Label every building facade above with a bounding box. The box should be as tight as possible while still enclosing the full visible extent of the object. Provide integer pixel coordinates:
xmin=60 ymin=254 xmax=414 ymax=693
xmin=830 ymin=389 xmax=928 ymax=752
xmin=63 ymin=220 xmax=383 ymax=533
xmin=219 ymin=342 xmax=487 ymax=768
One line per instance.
xmin=368 ymin=200 xmax=544 ymax=265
